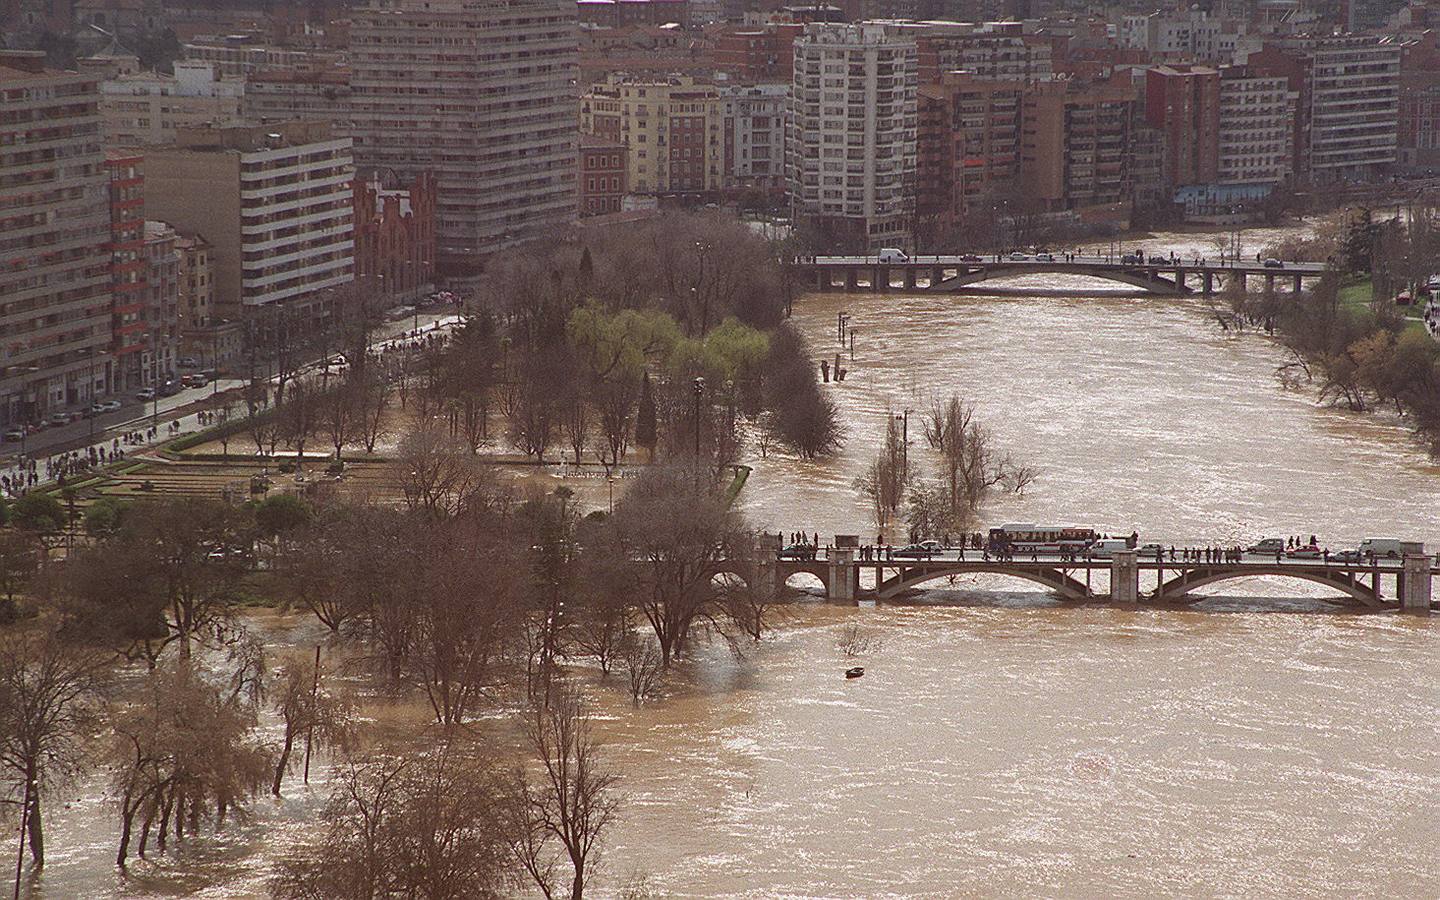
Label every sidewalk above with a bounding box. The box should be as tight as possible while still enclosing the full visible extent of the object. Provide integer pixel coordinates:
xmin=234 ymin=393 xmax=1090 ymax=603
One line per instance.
xmin=1 ymin=311 xmax=461 ymax=498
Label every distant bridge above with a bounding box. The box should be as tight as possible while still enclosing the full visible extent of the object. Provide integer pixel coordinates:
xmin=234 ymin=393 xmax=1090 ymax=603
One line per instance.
xmin=794 ymin=254 xmax=1329 ymax=297
xmin=726 ymin=546 xmax=1437 ymax=611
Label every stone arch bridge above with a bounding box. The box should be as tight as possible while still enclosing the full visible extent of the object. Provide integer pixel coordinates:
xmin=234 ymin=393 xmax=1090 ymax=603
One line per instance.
xmin=713 ymin=547 xmax=1436 ymax=611
xmin=795 ymin=255 xmax=1328 ymax=297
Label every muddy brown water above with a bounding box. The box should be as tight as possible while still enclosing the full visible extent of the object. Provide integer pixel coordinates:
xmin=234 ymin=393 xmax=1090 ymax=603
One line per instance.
xmin=23 ymin=227 xmax=1440 ymax=898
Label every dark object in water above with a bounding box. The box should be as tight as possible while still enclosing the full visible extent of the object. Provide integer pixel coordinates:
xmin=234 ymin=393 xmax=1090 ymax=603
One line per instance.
xmin=845 ymin=666 xmax=865 ymax=679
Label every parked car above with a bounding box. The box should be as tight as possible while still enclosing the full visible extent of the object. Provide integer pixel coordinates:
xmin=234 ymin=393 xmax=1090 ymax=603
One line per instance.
xmin=1140 ymin=543 xmax=1165 ymax=558
xmin=1263 ymin=258 xmax=1284 ymax=269
xmin=1120 ymin=254 xmax=1140 ymax=264
xmin=1247 ymin=538 xmax=1285 ymax=555
xmin=99 ymin=399 xmax=122 ymax=413
xmin=1331 ymin=549 xmax=1363 ymax=564
xmin=3 ymin=428 xmax=25 ymax=442
xmin=136 ymin=387 xmax=156 ymax=401
xmin=1148 ymin=255 xmax=1169 ymax=265
xmin=47 ymin=411 xmax=73 ymax=426
xmin=158 ymin=379 xmax=182 ymax=397
xmin=1286 ymin=544 xmax=1323 ymax=559
xmin=181 ymin=373 xmax=209 ymax=388
xmin=1008 ymin=251 xmax=1028 ymax=261
xmin=959 ymin=254 xmax=981 ymax=262
xmin=1035 ymin=252 xmax=1055 ymax=261
xmin=179 ymin=356 xmax=200 ymax=368
xmin=777 ymin=543 xmax=816 ymax=560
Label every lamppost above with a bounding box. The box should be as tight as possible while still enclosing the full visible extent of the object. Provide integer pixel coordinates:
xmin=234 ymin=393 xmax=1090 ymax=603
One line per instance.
xmin=692 ymin=376 xmax=705 ymax=460
xmin=607 ymin=475 xmax=615 ymax=514
xmin=87 ymin=346 xmax=97 ymax=443
xmin=895 ymin=409 xmax=910 ymax=473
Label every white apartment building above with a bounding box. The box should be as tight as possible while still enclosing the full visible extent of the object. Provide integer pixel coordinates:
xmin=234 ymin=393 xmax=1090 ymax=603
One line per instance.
xmin=1217 ymin=67 xmax=1294 ymax=186
xmin=349 ymin=0 xmax=578 ymax=264
xmin=100 ymin=61 xmax=244 ymax=147
xmin=1120 ymin=10 xmax=1259 ymax=65
xmin=141 ymin=121 xmax=354 ymax=315
xmin=580 ymin=75 xmax=725 ymax=196
xmin=787 ymin=23 xmax=918 ymax=250
xmin=1307 ymin=36 xmax=1402 ymax=181
xmin=722 ymin=83 xmax=787 ymax=193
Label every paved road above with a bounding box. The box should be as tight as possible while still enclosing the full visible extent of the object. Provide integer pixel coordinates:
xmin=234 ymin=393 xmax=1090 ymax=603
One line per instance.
xmin=806 ymin=254 xmax=1329 ymax=273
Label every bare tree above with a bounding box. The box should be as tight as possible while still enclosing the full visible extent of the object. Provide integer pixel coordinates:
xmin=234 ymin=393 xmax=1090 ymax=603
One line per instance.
xmin=271 ymin=649 xmax=356 ymax=797
xmin=619 ymin=632 xmax=663 ymax=707
xmin=0 ymin=630 xmax=106 ymax=871
xmin=509 ymin=689 xmax=620 ymax=900
xmin=836 ymin=623 xmax=882 ymax=658
xmin=394 ymin=421 xmax=496 ymax=519
xmin=272 ymin=742 xmax=514 ymax=900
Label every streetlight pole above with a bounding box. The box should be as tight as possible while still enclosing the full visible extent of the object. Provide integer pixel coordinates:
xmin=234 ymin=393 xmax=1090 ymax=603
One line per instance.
xmin=692 ymin=376 xmax=704 ymax=460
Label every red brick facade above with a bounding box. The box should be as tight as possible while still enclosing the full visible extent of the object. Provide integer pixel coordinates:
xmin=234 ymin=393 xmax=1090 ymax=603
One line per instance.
xmin=352 ymin=170 xmax=436 ymax=304
xmin=580 ymin=135 xmax=628 ymax=217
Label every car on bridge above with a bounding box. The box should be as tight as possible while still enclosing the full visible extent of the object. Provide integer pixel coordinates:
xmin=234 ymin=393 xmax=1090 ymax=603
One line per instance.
xmin=1008 ymin=251 xmax=1028 ymax=261
xmin=1247 ymin=538 xmax=1285 ymax=555
xmin=1121 ymin=254 xmax=1141 ymax=264
xmin=1263 ymin=258 xmax=1285 ymax=269
xmin=777 ymin=543 xmax=816 ymax=561
xmin=1331 ymin=549 xmax=1363 ymax=564
xmin=1286 ymin=544 xmax=1323 ymax=559
xmin=959 ymin=254 xmax=981 ymax=262
xmin=892 ymin=541 xmax=943 ymax=559
xmin=1035 ymin=252 xmax=1055 ymax=261
xmin=1148 ymin=255 xmax=1169 ymax=265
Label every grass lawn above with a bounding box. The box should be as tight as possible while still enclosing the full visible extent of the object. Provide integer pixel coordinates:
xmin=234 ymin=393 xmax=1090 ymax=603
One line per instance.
xmin=1338 ymin=278 xmax=1431 ymax=336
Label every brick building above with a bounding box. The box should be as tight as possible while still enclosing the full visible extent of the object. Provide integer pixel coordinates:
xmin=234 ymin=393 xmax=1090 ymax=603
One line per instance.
xmin=352 ymin=170 xmax=436 ymax=305
xmin=1145 ymin=65 xmax=1220 ymax=188
xmin=104 ymin=151 xmax=150 ymax=391
xmin=579 ymin=135 xmax=629 ymax=217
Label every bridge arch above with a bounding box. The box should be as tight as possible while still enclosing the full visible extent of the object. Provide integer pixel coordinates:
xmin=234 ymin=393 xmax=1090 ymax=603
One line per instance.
xmin=929 ymin=264 xmax=1186 ymax=295
xmin=875 ymin=564 xmax=1091 ymax=601
xmin=784 ymin=571 xmax=828 ymax=595
xmin=1153 ymin=567 xmax=1384 ymax=607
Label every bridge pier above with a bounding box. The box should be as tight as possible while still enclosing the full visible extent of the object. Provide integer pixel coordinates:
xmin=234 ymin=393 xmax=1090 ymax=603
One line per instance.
xmin=1265 ymin=273 xmax=1276 ymax=294
xmin=904 ymin=267 xmax=917 ymax=289
xmin=845 ymin=268 xmax=858 ymax=292
xmin=815 ymin=268 xmax=829 ymax=292
xmin=931 ymin=265 xmax=943 ymax=288
xmin=871 ymin=266 xmax=885 ymax=292
xmin=1399 ymin=555 xmax=1433 ymax=612
xmin=1292 ymin=273 xmax=1303 ymax=293
xmin=1203 ymin=271 xmax=1214 ymax=295
xmin=1110 ymin=550 xmax=1140 ymax=604
xmin=828 ymin=548 xmax=857 ymax=602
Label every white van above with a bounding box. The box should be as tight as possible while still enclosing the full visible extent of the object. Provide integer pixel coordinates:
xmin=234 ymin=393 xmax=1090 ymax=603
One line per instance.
xmin=1087 ymin=539 xmax=1132 ymax=559
xmin=1357 ymin=538 xmax=1425 ymax=559
xmin=877 ymin=247 xmax=909 ymax=264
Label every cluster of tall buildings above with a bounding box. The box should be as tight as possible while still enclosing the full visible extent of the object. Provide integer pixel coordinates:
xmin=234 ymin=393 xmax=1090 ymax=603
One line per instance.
xmin=3 ymin=0 xmax=1439 ymax=425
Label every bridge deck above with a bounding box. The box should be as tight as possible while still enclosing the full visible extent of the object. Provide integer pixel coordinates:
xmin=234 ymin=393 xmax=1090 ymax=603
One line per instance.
xmin=802 ymin=254 xmax=1327 ymax=275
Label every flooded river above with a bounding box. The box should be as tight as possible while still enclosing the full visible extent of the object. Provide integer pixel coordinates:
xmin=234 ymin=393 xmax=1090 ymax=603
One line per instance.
xmin=25 ymin=226 xmax=1440 ymax=897
xmin=600 ymin=226 xmax=1440 ymax=897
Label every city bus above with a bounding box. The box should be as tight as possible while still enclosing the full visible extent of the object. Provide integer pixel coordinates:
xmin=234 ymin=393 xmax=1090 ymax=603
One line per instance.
xmin=987 ymin=524 xmax=1100 ymax=554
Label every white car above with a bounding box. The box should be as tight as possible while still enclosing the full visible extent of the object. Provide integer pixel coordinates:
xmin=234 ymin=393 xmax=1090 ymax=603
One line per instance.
xmin=136 ymin=388 xmax=156 ymax=401
xmin=47 ymin=411 xmax=74 ymax=426
xmin=99 ymin=400 xmax=122 ymax=412
xmin=1008 ymin=251 xmax=1028 ymax=261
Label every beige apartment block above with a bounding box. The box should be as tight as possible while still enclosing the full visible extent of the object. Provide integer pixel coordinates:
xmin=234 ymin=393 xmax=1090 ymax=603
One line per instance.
xmin=142 ymin=121 xmax=354 ymax=318
xmin=101 ymin=61 xmax=244 ymax=147
xmin=0 ymin=51 xmax=114 ymax=426
xmin=581 ymin=74 xmax=726 ymax=196
xmin=349 ymin=0 xmax=578 ymax=265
